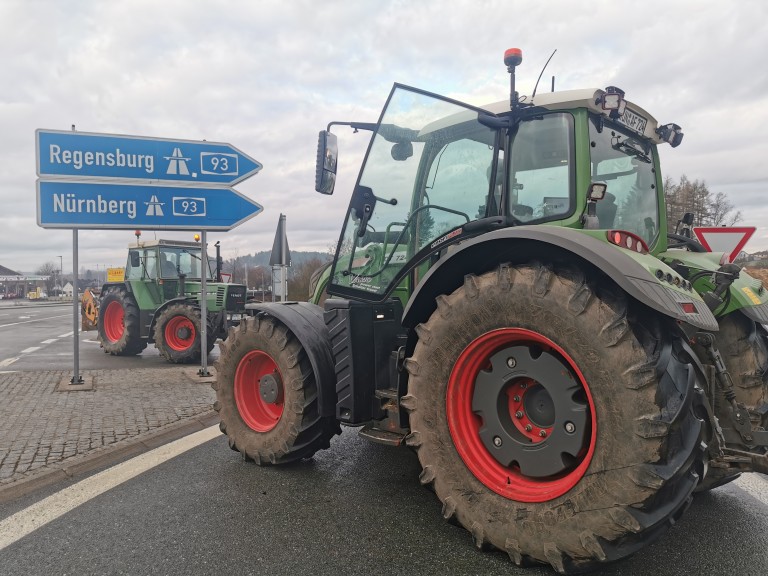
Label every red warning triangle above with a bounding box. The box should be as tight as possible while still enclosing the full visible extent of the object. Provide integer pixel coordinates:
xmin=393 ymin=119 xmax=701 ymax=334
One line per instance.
xmin=692 ymin=226 xmax=755 ymax=263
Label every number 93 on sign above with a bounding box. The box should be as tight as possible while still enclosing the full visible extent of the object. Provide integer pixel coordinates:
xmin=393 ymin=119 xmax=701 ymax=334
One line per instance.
xmin=172 ymin=197 xmax=207 ymax=216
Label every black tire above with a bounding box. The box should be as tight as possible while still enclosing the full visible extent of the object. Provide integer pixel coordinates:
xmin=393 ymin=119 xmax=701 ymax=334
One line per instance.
xmin=213 ymin=314 xmax=339 ymax=465
xmin=403 ymin=262 xmax=703 ymax=573
xmin=695 ymin=311 xmax=768 ymax=491
xmin=97 ymin=286 xmax=147 ymax=356
xmin=153 ymin=304 xmax=215 ymax=364
xmin=718 ymin=312 xmax=768 ymax=425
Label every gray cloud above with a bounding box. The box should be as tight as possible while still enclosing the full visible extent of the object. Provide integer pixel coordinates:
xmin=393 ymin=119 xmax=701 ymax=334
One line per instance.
xmin=2 ymin=0 xmax=768 ymax=274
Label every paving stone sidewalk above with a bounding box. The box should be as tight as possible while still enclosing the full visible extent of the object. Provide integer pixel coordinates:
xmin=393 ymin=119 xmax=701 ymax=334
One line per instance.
xmin=0 ymin=367 xmax=218 ymax=498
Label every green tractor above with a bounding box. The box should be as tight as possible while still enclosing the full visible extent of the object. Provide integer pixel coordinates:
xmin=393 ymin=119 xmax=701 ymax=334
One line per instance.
xmin=92 ymin=235 xmax=246 ymax=363
xmin=214 ymin=49 xmax=768 ymax=572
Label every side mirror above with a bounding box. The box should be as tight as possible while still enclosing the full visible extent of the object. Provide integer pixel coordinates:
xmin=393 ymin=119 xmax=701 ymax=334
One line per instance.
xmin=315 ymin=130 xmax=338 ymax=195
xmin=129 ymin=251 xmax=140 ymax=267
xmin=391 ymin=141 xmax=413 ymax=161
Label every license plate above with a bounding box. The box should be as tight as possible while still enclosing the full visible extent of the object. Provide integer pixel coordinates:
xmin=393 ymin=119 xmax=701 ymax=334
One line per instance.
xmin=617 ymin=108 xmax=648 ymax=134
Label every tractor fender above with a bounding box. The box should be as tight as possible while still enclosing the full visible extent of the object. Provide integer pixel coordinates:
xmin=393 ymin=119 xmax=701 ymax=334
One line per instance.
xmin=245 ymin=302 xmax=336 ymax=418
xmin=402 ymin=226 xmax=719 ymax=331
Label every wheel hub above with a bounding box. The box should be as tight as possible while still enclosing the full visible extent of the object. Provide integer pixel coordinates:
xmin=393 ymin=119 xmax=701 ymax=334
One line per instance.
xmin=259 ymin=372 xmax=282 ymax=404
xmin=176 ymin=326 xmax=192 ymax=340
xmin=472 ymin=345 xmax=588 ymax=478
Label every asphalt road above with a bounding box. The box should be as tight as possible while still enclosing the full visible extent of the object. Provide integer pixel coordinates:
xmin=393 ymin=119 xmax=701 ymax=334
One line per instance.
xmin=1 ymin=428 xmax=767 ymax=576
xmin=1 ymin=303 xmax=766 ymax=575
xmin=0 ymin=303 xmax=218 ymax=371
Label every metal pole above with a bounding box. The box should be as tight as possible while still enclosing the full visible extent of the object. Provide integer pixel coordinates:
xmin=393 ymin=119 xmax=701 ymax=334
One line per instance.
xmin=71 ymin=230 xmax=83 ymax=384
xmin=198 ymin=230 xmax=210 ymax=377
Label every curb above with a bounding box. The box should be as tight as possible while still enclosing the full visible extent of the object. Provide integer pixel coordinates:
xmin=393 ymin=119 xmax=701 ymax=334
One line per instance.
xmin=0 ymin=410 xmax=220 ymax=504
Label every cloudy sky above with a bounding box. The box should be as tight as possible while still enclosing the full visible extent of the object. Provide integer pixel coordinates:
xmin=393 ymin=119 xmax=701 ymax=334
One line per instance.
xmin=2 ymin=0 xmax=767 ymax=274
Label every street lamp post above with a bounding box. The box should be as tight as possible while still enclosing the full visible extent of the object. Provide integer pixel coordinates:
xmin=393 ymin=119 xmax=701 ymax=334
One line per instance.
xmin=57 ymin=255 xmax=63 ymax=297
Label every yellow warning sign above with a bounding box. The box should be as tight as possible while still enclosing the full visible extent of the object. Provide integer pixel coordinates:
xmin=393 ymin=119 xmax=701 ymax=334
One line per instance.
xmin=107 ymin=267 xmax=125 ymax=283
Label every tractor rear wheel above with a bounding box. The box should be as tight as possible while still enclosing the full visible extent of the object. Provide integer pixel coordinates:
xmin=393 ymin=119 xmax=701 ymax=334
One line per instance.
xmin=153 ymin=304 xmax=215 ymax=364
xmin=404 ymin=263 xmax=704 ymax=573
xmin=213 ymin=314 xmax=339 ymax=465
xmin=97 ymin=286 xmax=147 ymax=356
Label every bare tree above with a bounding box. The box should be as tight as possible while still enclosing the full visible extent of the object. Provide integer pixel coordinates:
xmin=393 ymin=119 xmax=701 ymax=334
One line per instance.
xmin=287 ymin=257 xmax=327 ymax=301
xmin=35 ymin=261 xmax=58 ymax=295
xmin=665 ymin=174 xmax=742 ymax=232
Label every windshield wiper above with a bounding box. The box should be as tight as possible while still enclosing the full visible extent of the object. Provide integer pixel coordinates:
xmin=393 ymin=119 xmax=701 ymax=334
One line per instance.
xmin=612 ymin=140 xmax=651 ymax=163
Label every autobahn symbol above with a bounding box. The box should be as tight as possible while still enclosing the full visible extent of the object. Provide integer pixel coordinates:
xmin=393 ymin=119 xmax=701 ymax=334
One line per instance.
xmin=165 ymin=148 xmax=191 ymax=176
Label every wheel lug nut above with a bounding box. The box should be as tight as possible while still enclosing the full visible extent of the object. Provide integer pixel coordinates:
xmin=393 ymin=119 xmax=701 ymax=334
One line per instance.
xmin=506 ymin=357 xmax=517 ymax=369
xmin=524 ymin=424 xmax=532 ymax=432
xmin=513 ymin=395 xmax=521 ymax=402
xmin=564 ymin=422 xmax=575 ymax=433
xmin=539 ymin=430 xmax=547 ymax=438
xmin=493 ymin=436 xmax=502 ymax=447
xmin=515 ymin=411 xmax=523 ymax=419
xmin=519 ymin=382 xmax=527 ymax=389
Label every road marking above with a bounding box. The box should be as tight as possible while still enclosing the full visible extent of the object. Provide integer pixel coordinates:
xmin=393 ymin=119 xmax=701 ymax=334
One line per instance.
xmin=58 ymin=331 xmax=74 ymax=338
xmin=18 ymin=316 xmax=31 ymax=319
xmin=0 ymin=314 xmax=71 ymax=329
xmin=0 ymin=425 xmax=221 ymax=551
xmin=0 ymin=358 xmax=18 ymax=367
xmin=20 ymin=347 xmax=41 ymax=354
xmin=735 ymin=475 xmax=768 ymax=507
xmin=40 ymin=339 xmax=58 ymax=344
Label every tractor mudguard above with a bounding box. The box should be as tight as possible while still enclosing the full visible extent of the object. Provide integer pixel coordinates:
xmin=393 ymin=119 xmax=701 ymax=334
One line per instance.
xmin=244 ymin=302 xmax=337 ymax=419
xmin=402 ymin=226 xmax=719 ymax=331
xmin=661 ymin=249 xmax=768 ymax=323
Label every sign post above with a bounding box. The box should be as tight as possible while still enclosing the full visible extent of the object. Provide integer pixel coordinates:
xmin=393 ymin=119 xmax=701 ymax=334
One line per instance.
xmin=36 ymin=128 xmax=263 ymax=382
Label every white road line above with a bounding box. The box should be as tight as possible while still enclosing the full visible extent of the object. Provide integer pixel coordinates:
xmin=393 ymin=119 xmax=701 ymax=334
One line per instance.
xmin=58 ymin=331 xmax=74 ymax=338
xmin=40 ymin=339 xmax=58 ymax=344
xmin=0 ymin=314 xmax=71 ymax=329
xmin=735 ymin=475 xmax=768 ymax=506
xmin=0 ymin=425 xmax=221 ymax=551
xmin=20 ymin=347 xmax=41 ymax=354
xmin=0 ymin=358 xmax=19 ymax=367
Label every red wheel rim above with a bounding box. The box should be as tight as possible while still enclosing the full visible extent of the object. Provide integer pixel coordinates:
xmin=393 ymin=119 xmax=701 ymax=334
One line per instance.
xmin=234 ymin=350 xmax=284 ymax=432
xmin=164 ymin=316 xmax=196 ymax=351
xmin=446 ymin=328 xmax=596 ymax=503
xmin=102 ymin=301 xmax=125 ymax=343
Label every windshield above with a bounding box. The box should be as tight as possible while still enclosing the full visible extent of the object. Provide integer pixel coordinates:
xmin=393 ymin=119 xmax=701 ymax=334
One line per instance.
xmin=329 ymin=86 xmax=497 ymax=299
xmin=126 ymin=246 xmax=214 ymax=280
xmin=589 ymin=117 xmax=660 ymax=243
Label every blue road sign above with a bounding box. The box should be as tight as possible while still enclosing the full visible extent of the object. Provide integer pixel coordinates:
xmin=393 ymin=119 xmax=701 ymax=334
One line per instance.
xmin=36 ymin=129 xmax=262 ymax=185
xmin=37 ymin=180 xmax=263 ymax=231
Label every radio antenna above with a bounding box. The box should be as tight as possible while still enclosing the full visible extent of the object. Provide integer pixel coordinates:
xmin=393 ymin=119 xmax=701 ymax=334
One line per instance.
xmin=531 ymin=49 xmax=557 ymax=100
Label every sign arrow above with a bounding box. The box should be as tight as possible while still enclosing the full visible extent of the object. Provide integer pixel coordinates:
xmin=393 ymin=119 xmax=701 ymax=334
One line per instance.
xmin=37 ymin=180 xmax=263 ymax=231
xmin=36 ymin=129 xmax=262 ymax=186
xmin=693 ymin=226 xmax=756 ymax=263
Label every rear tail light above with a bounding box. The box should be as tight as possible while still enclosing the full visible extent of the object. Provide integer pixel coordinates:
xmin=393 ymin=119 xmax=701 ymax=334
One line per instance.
xmin=607 ymin=230 xmax=649 ymax=254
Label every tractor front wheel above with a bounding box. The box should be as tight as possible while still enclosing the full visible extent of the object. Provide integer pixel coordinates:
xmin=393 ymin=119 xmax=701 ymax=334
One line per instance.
xmin=153 ymin=304 xmax=214 ymax=364
xmin=404 ymin=263 xmax=704 ymax=573
xmin=213 ymin=314 xmax=339 ymax=465
xmin=97 ymin=286 xmax=147 ymax=356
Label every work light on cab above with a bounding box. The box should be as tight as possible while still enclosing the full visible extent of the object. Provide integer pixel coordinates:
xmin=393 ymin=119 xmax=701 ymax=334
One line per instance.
xmin=598 ymin=86 xmax=627 ymax=119
xmin=656 ymin=123 xmax=684 ymax=147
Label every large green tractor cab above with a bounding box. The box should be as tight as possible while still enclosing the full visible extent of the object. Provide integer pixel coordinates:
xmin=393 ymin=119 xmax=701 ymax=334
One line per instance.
xmin=94 ymin=236 xmax=246 ymax=363
xmin=214 ymin=49 xmax=768 ymax=572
